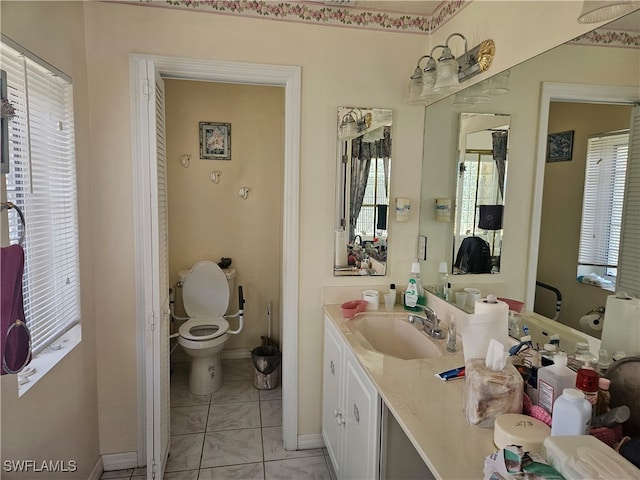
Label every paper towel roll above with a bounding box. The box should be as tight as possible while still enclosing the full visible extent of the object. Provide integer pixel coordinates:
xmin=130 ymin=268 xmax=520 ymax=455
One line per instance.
xmin=601 ymin=294 xmax=640 ymax=357
xmin=474 ymin=296 xmax=509 ymax=344
xmin=579 ymin=313 xmax=603 ymax=333
xmin=334 ymin=229 xmax=348 ymax=267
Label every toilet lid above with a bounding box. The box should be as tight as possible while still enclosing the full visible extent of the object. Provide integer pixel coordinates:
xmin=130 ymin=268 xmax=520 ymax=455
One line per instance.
xmin=182 ymin=261 xmax=229 ymax=317
xmin=179 ymin=317 xmax=229 ymax=341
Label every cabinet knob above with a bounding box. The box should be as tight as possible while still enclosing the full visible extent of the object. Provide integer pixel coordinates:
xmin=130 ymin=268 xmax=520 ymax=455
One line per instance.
xmin=353 ymin=403 xmax=360 ymax=424
xmin=330 ymin=360 xmax=335 ymax=375
xmin=336 ymin=414 xmax=346 ymax=426
xmin=334 ymin=409 xmax=341 ymax=418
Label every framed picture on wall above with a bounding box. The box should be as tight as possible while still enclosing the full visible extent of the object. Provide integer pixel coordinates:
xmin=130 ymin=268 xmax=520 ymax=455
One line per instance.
xmin=200 ymin=122 xmax=231 ymax=160
xmin=546 ymin=130 xmax=574 ymax=162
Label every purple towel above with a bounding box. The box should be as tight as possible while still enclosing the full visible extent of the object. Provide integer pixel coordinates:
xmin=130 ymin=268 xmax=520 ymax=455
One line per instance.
xmin=1 ymin=244 xmax=31 ymax=374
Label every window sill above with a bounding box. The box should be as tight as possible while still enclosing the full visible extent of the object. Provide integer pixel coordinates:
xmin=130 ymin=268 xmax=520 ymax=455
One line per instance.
xmin=17 ymin=324 xmax=82 ymax=397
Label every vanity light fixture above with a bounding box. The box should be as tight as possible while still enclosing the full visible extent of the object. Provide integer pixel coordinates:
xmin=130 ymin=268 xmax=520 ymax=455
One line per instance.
xmin=407 ymin=35 xmax=495 ymax=105
xmin=338 ymin=110 xmax=359 ymax=140
xmin=577 ymin=0 xmax=638 ymax=23
xmin=482 ymin=70 xmax=510 ymax=95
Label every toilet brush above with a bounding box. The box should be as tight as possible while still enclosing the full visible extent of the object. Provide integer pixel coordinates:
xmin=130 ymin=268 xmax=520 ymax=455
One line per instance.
xmin=261 ymin=301 xmax=278 ymax=348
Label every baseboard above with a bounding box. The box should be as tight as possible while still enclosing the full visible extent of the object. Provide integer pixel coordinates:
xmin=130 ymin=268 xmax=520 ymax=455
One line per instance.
xmin=221 ymin=348 xmax=251 ymax=360
xmin=87 ymin=457 xmax=103 ymax=480
xmin=102 ymin=452 xmax=138 ymax=471
xmin=297 ymin=433 xmax=325 ymax=450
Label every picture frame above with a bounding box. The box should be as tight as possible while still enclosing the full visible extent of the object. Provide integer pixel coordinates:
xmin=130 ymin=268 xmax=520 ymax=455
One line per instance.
xmin=199 ymin=122 xmax=231 ymax=160
xmin=546 ymin=130 xmax=574 ymax=162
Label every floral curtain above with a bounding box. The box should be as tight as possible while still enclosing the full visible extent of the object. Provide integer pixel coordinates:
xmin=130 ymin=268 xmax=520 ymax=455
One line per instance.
xmin=349 ymin=126 xmax=392 ymax=242
xmin=492 ymin=130 xmax=508 ymax=201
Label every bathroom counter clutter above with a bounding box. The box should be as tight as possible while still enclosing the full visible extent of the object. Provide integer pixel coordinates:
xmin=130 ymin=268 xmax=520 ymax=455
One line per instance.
xmin=323 ymin=304 xmax=496 ymax=479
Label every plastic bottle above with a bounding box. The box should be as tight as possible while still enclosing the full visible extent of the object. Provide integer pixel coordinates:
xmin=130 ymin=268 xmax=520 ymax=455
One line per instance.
xmin=594 ymin=377 xmax=611 ymax=417
xmin=389 ymin=283 xmax=396 ymax=303
xmin=575 ymin=368 xmax=599 ymax=414
xmin=551 ymin=388 xmax=592 ymax=436
xmin=567 ymin=342 xmax=597 ymax=371
xmin=404 ymin=262 xmax=424 ymax=311
xmin=437 ymin=262 xmax=449 ymax=298
xmin=537 ymin=352 xmax=577 ymax=414
xmin=539 ymin=343 xmax=557 ymax=367
xmin=597 ymin=348 xmax=611 ymax=376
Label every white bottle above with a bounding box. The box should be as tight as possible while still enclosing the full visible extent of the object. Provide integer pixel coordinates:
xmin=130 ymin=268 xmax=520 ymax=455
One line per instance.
xmin=537 ymin=352 xmax=577 ymax=414
xmin=551 ymin=388 xmax=592 ymax=436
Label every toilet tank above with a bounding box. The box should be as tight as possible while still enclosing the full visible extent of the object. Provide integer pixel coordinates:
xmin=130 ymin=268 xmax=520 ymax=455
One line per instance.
xmin=178 ymin=266 xmax=236 ymax=315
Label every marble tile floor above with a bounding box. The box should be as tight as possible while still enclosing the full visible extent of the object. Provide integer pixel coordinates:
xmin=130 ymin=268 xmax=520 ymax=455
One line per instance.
xmin=101 ymin=358 xmax=334 ymax=480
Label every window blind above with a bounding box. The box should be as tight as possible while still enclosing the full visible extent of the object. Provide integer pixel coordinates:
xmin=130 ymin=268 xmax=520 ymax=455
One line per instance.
xmin=617 ymin=105 xmax=640 ymax=298
xmin=578 ymin=131 xmax=629 ymax=273
xmin=2 ymin=40 xmax=81 ymax=355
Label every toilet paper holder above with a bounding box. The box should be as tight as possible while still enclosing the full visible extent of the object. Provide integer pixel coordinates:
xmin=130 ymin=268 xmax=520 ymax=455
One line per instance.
xmin=580 ymin=306 xmax=605 ymax=331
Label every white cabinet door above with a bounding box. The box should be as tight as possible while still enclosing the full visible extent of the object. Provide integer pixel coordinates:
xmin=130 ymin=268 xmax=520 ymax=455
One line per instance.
xmin=323 ymin=315 xmax=381 ymax=480
xmin=322 ymin=318 xmax=344 ymax=476
xmin=343 ymin=347 xmax=381 ymax=480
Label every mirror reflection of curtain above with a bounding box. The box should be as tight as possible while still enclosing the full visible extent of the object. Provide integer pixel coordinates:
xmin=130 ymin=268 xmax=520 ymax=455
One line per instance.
xmin=349 ymin=127 xmax=391 ymax=242
xmin=492 ymin=130 xmax=508 ymax=200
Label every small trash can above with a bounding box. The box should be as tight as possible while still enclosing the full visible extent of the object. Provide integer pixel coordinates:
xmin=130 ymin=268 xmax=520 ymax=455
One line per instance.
xmin=251 ymin=345 xmax=281 ymax=390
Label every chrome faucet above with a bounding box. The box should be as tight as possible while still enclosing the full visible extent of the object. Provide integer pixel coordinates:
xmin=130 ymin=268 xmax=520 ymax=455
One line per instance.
xmin=408 ymin=305 xmax=445 ymax=339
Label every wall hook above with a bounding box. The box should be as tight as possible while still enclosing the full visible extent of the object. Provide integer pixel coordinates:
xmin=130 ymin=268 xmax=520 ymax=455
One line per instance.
xmin=179 ymin=154 xmax=191 ymax=168
xmin=239 ymin=187 xmax=250 ymax=200
xmin=210 ymin=171 xmax=221 ymax=184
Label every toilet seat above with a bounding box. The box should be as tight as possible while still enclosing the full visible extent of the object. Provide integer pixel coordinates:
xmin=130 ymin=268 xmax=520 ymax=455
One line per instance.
xmin=182 ymin=261 xmax=229 ymax=318
xmin=179 ymin=317 xmax=229 ymax=342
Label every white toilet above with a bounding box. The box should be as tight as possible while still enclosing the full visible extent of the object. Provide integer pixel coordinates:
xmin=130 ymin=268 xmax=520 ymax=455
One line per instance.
xmin=177 ymin=261 xmax=242 ymax=395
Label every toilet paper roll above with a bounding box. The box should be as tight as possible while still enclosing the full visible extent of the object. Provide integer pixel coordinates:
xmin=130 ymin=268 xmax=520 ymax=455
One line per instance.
xmin=334 ymin=229 xmax=348 ymax=267
xmin=579 ymin=313 xmax=603 ymax=332
xmin=601 ymin=294 xmax=640 ymax=357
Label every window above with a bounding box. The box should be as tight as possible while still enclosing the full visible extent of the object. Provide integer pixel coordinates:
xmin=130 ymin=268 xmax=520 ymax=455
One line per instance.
xmin=578 ymin=131 xmax=629 ymax=283
xmin=1 ymin=38 xmax=81 ymax=357
xmin=354 ymin=157 xmax=389 ymax=240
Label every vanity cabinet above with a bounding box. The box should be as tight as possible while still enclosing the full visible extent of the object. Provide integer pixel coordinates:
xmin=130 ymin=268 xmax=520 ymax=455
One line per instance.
xmin=322 ymin=315 xmax=381 ymax=480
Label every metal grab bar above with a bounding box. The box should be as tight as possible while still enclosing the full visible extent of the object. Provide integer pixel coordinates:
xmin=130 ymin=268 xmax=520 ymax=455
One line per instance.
xmin=1 ymin=201 xmax=25 ymax=246
xmin=535 ymin=280 xmax=562 ymax=320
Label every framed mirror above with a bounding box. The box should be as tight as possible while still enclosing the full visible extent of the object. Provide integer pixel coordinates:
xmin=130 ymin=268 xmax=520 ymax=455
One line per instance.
xmin=453 ymin=113 xmax=510 ymax=275
xmin=334 ymin=106 xmax=392 ymax=276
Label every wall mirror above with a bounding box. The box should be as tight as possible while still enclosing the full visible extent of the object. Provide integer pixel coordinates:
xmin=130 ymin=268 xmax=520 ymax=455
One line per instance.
xmin=334 ymin=106 xmax=392 ymax=276
xmin=453 ymin=113 xmax=510 ymax=275
xmin=420 ymin=9 xmax=640 ymax=337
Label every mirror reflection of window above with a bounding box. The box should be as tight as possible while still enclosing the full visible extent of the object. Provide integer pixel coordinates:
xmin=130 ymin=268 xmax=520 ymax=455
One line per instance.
xmin=577 ymin=130 xmax=629 ymax=288
xmin=453 ymin=114 xmax=509 ymax=274
xmin=335 ymin=107 xmax=392 ymax=276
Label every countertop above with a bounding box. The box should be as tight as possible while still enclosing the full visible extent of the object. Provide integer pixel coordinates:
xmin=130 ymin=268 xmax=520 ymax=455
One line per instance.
xmin=324 ymin=304 xmax=496 ymax=480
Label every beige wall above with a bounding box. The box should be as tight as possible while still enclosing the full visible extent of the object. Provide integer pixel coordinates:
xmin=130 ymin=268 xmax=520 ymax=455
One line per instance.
xmin=0 ymin=2 xmax=100 ymax=478
xmin=165 ymin=80 xmax=284 ymax=350
xmin=536 ymin=103 xmax=632 ymax=331
xmin=420 ymin=44 xmax=640 ymax=301
xmin=82 ymin=0 xmax=427 ymax=449
xmin=3 ymin=0 xmax=635 ymax=464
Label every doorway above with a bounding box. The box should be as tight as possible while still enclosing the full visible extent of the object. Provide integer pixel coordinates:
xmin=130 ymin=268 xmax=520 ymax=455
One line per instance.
xmin=130 ymin=54 xmax=301 ymax=476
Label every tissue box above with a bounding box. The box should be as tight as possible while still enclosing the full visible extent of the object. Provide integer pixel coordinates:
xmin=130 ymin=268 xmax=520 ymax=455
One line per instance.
xmin=464 ymin=358 xmax=523 ymax=427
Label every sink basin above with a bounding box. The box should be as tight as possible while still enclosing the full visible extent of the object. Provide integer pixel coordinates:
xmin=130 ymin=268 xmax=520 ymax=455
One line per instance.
xmin=347 ymin=314 xmax=443 ymax=360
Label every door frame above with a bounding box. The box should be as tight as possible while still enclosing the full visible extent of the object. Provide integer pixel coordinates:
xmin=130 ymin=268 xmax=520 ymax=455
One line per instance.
xmin=526 ymin=82 xmax=640 ymax=310
xmin=130 ymin=53 xmax=301 ymax=465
